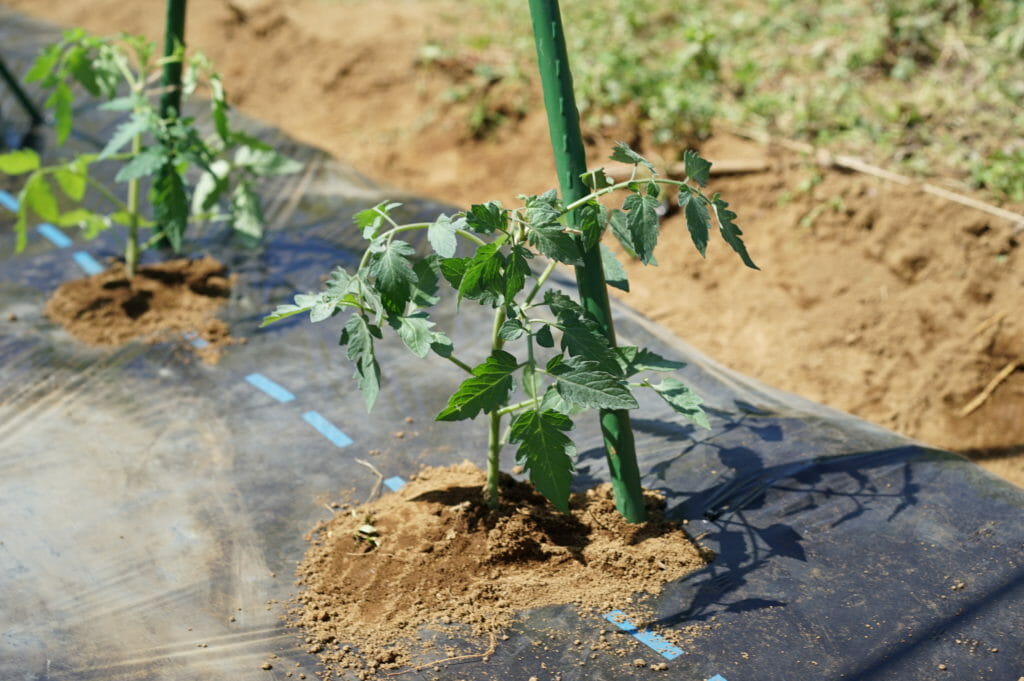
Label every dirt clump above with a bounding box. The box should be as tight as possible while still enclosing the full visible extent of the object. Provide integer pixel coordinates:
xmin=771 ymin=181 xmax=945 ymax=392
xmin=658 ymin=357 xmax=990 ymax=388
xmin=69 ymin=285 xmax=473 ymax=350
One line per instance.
xmin=292 ymin=462 xmax=710 ymax=677
xmin=44 ymin=255 xmax=240 ymax=363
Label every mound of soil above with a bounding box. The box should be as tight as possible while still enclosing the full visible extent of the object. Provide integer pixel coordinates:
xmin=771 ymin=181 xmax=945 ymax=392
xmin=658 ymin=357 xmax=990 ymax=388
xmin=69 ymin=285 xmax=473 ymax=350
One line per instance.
xmin=292 ymin=462 xmax=710 ymax=676
xmin=44 ymin=256 xmax=240 ymax=363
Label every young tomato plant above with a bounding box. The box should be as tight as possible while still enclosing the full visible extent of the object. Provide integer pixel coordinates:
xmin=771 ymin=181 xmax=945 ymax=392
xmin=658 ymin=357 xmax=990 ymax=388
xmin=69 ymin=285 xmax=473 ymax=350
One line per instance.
xmin=263 ymin=143 xmax=756 ymax=516
xmin=0 ymin=29 xmax=299 ymax=277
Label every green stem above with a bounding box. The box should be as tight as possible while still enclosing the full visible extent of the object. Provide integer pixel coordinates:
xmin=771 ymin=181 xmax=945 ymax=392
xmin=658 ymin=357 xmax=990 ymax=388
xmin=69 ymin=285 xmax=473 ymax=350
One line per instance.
xmin=484 ymin=303 xmax=509 ymax=509
xmin=125 ymin=132 xmax=142 ymax=278
xmin=496 ymin=398 xmax=540 ymax=416
xmin=445 ymin=353 xmax=475 ymax=374
xmin=524 ymin=259 xmax=559 ymax=306
xmin=529 ymin=0 xmax=646 ymax=522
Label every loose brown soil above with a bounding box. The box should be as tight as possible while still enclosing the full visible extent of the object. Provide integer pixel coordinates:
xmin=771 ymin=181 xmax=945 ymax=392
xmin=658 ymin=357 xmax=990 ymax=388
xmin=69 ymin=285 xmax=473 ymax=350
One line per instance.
xmin=293 ymin=462 xmax=709 ymax=677
xmin=44 ymin=256 xmax=239 ymax=363
xmin=7 ymin=0 xmax=1021 ymax=488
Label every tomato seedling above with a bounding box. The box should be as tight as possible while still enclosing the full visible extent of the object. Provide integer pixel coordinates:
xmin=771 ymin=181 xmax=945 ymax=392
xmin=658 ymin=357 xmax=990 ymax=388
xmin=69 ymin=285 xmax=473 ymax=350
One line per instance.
xmin=263 ymin=142 xmax=756 ymax=517
xmin=0 ymin=29 xmax=299 ymax=276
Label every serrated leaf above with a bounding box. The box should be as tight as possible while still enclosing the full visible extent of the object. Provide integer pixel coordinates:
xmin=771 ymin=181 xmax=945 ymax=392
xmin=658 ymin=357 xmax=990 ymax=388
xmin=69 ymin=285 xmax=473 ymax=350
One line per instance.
xmin=576 ymin=201 xmax=607 ymax=252
xmin=581 ymin=167 xmax=615 ymax=190
xmin=354 ymin=201 xmax=402 ymax=240
xmin=651 ymin=378 xmax=709 ymax=429
xmin=23 ymin=174 xmax=60 ymax=221
xmin=115 ymin=145 xmax=168 ymax=182
xmin=539 ymin=385 xmax=586 ymax=415
xmin=309 ymin=293 xmax=337 ymax=323
xmin=393 ymin=313 xmax=438 ymax=357
xmin=498 ymin=318 xmax=525 ymax=341
xmin=610 ymin=142 xmax=656 ymax=174
xmin=622 ymin=192 xmax=660 ymax=265
xmin=234 ymin=144 xmax=302 ymax=176
xmin=528 ymin=221 xmax=585 ymax=266
xmin=510 ymin=409 xmax=576 ymax=513
xmin=683 ymin=150 xmax=712 ymax=187
xmin=46 ymin=82 xmax=73 ymax=145
xmin=191 ymin=159 xmax=230 ymax=214
xmin=456 ymin=242 xmax=505 ymax=306
xmin=555 ymin=361 xmax=638 ymax=410
xmin=261 ymin=301 xmax=312 ymax=326
xmin=615 ymin=346 xmax=685 ymax=376
xmin=505 ymin=244 xmax=531 ymax=300
xmin=151 ymin=168 xmax=188 ymax=251
xmin=339 ymin=313 xmax=382 ymax=411
xmin=98 ymin=95 xmax=137 ymax=112
xmin=436 ymin=350 xmax=517 ymax=421
xmin=599 ymin=243 xmax=629 ymax=292
xmin=411 ymin=255 xmax=441 ymax=306
xmin=99 ymin=115 xmax=149 ymax=159
xmin=230 ymin=181 xmax=264 ymax=239
xmin=712 ymin=194 xmax=759 ymax=270
xmin=683 ymin=192 xmax=710 ymax=258
xmin=0 ymin=149 xmax=40 ymax=174
xmin=535 ymin=324 xmax=554 ymax=348
xmin=465 ymin=201 xmax=507 ymax=233
xmin=25 ymin=44 xmax=60 ymax=83
xmin=427 ymin=214 xmax=459 ymax=258
xmin=369 ymin=240 xmax=417 ymax=313
xmin=53 ymin=163 xmax=87 ymax=201
xmin=609 ymin=209 xmax=638 ymax=259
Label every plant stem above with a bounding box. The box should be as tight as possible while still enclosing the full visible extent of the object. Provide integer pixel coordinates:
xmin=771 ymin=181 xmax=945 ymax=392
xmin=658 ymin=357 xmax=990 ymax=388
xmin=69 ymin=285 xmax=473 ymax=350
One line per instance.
xmin=484 ymin=303 xmax=509 ymax=509
xmin=125 ymin=132 xmax=142 ymax=278
xmin=529 ymin=0 xmax=646 ymax=522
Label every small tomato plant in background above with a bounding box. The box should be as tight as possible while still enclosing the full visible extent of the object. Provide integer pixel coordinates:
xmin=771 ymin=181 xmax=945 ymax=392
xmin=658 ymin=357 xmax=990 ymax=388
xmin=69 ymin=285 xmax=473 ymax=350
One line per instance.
xmin=262 ymin=143 xmax=757 ymax=517
xmin=0 ymin=29 xmax=300 ymax=277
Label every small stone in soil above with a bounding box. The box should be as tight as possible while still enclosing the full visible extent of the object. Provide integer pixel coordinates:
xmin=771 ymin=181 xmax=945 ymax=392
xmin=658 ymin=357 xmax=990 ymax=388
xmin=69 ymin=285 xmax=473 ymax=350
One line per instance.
xmin=261 ymin=662 xmax=273 ymax=670
xmin=633 ymin=658 xmax=646 ymax=667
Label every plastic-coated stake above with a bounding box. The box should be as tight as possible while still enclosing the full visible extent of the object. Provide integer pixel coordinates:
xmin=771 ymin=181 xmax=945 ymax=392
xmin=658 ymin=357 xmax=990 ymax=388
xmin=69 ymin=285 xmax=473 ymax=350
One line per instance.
xmin=528 ymin=0 xmax=647 ymax=522
xmin=160 ymin=0 xmax=187 ymax=120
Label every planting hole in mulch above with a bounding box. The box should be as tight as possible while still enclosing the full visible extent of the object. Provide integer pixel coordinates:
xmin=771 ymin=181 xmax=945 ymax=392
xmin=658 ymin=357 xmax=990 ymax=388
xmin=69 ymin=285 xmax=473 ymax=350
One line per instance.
xmin=292 ymin=462 xmax=711 ymax=677
xmin=44 ymin=255 xmax=241 ymax=363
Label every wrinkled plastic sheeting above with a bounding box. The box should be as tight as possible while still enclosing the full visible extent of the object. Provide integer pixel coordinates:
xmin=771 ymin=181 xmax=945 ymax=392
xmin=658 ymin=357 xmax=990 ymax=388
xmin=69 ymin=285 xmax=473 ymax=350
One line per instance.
xmin=1 ymin=8 xmax=1023 ymax=681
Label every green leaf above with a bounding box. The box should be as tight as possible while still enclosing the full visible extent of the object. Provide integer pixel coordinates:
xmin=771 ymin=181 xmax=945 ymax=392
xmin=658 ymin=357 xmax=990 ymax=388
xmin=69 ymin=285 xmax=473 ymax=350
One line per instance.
xmin=712 ymin=194 xmax=759 ymax=270
xmin=529 ymin=221 xmax=584 ymax=266
xmin=576 ymin=201 xmax=607 ymax=252
xmin=99 ymin=115 xmax=149 ymax=159
xmin=683 ymin=150 xmax=712 ymax=187
xmin=25 ymin=43 xmax=60 ymax=83
xmin=504 ymin=244 xmax=531 ymax=300
xmin=555 ymin=361 xmax=638 ymax=410
xmin=393 ymin=313 xmax=439 ymax=358
xmin=427 ymin=214 xmax=459 ymax=258
xmin=46 ymin=82 xmax=73 ymax=145
xmin=436 ymin=349 xmax=517 ymax=421
xmin=369 ymin=240 xmax=418 ymax=313
xmin=0 ymin=149 xmax=40 ymax=174
xmin=234 ymin=144 xmax=302 ymax=176
xmin=609 ymin=209 xmax=639 ymax=259
xmin=53 ymin=163 xmax=88 ymax=201
xmin=465 ymin=201 xmax=507 ymax=233
xmin=456 ymin=242 xmax=505 ymax=306
xmin=615 ymin=346 xmax=685 ymax=376
xmin=191 ymin=159 xmax=230 ymax=214
xmin=510 ymin=409 xmax=576 ymax=513
xmin=545 ymin=290 xmax=619 ymax=374
xmin=622 ymin=192 xmax=660 ymax=265
xmin=210 ymin=75 xmax=230 ymax=140
xmin=498 ymin=318 xmax=525 ymax=341
xmin=535 ymin=324 xmax=554 ymax=348
xmin=599 ymin=243 xmax=629 ymax=292
xmin=115 ymin=145 xmax=168 ymax=182
xmin=23 ymin=174 xmax=60 ymax=221
xmin=151 ymin=169 xmax=188 ymax=251
xmin=13 ymin=211 xmax=27 ymax=252
xmin=55 ymin=208 xmax=96 ymax=228
xmin=539 ymin=385 xmax=586 ymax=415
xmin=650 ymin=378 xmax=710 ymax=429
xmin=411 ymin=255 xmax=441 ymax=306
xmin=339 ymin=313 xmax=383 ymax=412
xmin=354 ymin=201 xmax=402 ymax=239
xmin=682 ymin=191 xmax=710 ymax=258
xmin=230 ymin=181 xmax=265 ymax=239
xmin=581 ymin=167 xmax=615 ymax=190
xmin=610 ymin=142 xmax=656 ymax=174
xmin=261 ymin=300 xmax=313 ymax=327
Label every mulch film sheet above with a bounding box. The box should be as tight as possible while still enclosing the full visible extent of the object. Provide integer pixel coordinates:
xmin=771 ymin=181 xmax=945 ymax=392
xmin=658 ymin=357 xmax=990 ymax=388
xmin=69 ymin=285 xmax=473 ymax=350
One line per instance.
xmin=1 ymin=9 xmax=1022 ymax=681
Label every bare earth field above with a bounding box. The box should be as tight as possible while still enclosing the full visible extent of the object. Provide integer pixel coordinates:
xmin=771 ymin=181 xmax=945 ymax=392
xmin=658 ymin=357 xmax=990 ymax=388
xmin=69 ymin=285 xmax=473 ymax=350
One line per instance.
xmin=4 ymin=0 xmax=1023 ymax=486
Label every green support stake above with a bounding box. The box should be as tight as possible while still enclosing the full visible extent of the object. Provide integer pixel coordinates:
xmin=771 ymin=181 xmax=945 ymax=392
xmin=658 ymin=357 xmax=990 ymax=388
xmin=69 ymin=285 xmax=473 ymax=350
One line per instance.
xmin=528 ymin=0 xmax=647 ymax=523
xmin=154 ymin=0 xmax=187 ymax=245
xmin=160 ymin=0 xmax=187 ymax=120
